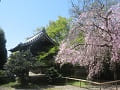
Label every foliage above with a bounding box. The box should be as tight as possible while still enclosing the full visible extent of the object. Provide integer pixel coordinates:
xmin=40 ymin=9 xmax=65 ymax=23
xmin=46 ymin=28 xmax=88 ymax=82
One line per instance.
xmin=34 ymin=16 xmax=70 ymax=68
xmin=56 ymin=2 xmax=120 ymax=80
xmin=0 ymin=70 xmax=15 ymax=84
xmin=45 ymin=67 xmax=62 ymax=84
xmin=4 ymin=50 xmax=36 ymax=84
xmin=70 ymin=32 xmax=84 ymax=45
xmin=37 ymin=46 xmax=58 ymax=61
xmin=35 ymin=16 xmax=70 ymax=43
xmin=0 ymin=70 xmax=5 ymax=77
xmin=36 ymin=46 xmax=59 ymax=66
xmin=59 ymin=63 xmax=74 ymax=77
xmin=46 ymin=16 xmax=70 ymax=43
xmin=0 ymin=28 xmax=7 ymax=69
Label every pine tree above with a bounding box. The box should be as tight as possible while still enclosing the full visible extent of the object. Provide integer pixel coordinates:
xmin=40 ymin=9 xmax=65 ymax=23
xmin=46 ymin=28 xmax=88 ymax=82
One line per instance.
xmin=0 ymin=29 xmax=7 ymax=69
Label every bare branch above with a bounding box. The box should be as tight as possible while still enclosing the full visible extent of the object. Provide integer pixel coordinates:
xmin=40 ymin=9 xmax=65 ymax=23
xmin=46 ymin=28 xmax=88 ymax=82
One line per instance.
xmin=72 ymin=43 xmax=112 ymax=49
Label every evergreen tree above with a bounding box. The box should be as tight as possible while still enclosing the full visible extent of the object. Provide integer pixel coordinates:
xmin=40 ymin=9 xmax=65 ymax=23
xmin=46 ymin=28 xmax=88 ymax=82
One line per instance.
xmin=0 ymin=28 xmax=7 ymax=69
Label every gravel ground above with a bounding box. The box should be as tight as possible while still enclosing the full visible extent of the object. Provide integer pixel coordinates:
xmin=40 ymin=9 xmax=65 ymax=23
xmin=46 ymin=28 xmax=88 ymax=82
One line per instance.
xmin=0 ymin=85 xmax=120 ymax=90
xmin=44 ymin=85 xmax=120 ymax=90
xmin=44 ymin=85 xmax=88 ymax=90
xmin=0 ymin=85 xmax=88 ymax=90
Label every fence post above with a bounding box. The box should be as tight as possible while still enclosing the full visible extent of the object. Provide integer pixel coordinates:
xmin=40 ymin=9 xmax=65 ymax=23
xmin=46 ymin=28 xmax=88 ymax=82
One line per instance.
xmin=116 ymin=82 xmax=118 ymax=90
xmin=80 ymin=80 xmax=81 ymax=87
xmin=66 ymin=78 xmax=68 ymax=85
xmin=88 ymin=81 xmax=90 ymax=90
xmin=100 ymin=84 xmax=101 ymax=90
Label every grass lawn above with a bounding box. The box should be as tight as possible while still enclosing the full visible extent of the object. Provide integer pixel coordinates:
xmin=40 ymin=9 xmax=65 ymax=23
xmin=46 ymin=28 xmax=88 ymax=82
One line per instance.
xmin=0 ymin=80 xmax=87 ymax=89
xmin=66 ymin=80 xmax=87 ymax=87
xmin=1 ymin=82 xmax=17 ymax=87
xmin=0 ymin=81 xmax=85 ymax=90
xmin=0 ymin=76 xmax=88 ymax=90
xmin=0 ymin=81 xmax=41 ymax=89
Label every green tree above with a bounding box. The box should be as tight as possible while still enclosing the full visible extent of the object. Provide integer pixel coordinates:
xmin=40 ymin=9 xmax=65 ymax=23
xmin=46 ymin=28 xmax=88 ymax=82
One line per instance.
xmin=46 ymin=16 xmax=70 ymax=43
xmin=46 ymin=67 xmax=62 ymax=84
xmin=5 ymin=50 xmax=35 ymax=84
xmin=34 ymin=16 xmax=70 ymax=67
xmin=0 ymin=28 xmax=7 ymax=69
xmin=36 ymin=46 xmax=58 ymax=67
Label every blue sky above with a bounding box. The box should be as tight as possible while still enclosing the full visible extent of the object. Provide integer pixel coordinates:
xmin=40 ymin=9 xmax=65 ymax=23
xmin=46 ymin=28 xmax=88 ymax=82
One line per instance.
xmin=0 ymin=0 xmax=70 ymax=55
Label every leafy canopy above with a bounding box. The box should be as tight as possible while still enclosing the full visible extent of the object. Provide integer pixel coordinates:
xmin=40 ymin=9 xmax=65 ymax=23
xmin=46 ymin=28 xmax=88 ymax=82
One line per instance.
xmin=46 ymin=16 xmax=70 ymax=43
xmin=36 ymin=46 xmax=58 ymax=66
xmin=34 ymin=16 xmax=70 ymax=66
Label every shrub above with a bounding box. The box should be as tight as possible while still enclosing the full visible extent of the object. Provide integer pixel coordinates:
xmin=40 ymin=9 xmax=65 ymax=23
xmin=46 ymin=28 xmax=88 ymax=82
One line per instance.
xmin=0 ymin=70 xmax=15 ymax=84
xmin=0 ymin=70 xmax=5 ymax=77
xmin=60 ymin=63 xmax=74 ymax=77
xmin=4 ymin=50 xmax=36 ymax=84
xmin=45 ymin=67 xmax=62 ymax=84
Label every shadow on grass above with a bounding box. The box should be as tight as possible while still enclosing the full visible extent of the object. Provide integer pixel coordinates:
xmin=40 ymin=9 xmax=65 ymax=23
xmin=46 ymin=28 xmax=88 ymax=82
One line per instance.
xmin=10 ymin=75 xmax=66 ymax=89
xmin=11 ymin=83 xmax=54 ymax=89
xmin=0 ymin=74 xmax=67 ymax=89
xmin=0 ymin=77 xmax=15 ymax=85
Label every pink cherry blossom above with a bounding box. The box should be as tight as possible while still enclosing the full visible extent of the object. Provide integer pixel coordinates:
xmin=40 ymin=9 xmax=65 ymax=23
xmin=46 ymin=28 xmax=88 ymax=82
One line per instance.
xmin=56 ymin=4 xmax=120 ymax=80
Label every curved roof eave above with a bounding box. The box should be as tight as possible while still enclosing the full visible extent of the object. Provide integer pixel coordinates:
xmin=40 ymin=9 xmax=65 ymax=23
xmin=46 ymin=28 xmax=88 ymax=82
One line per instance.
xmin=9 ymin=30 xmax=56 ymax=52
xmin=22 ymin=30 xmax=55 ymax=46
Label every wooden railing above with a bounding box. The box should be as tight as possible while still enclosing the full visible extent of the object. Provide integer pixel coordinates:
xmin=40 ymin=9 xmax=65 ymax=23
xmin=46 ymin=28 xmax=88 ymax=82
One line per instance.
xmin=63 ymin=77 xmax=120 ymax=90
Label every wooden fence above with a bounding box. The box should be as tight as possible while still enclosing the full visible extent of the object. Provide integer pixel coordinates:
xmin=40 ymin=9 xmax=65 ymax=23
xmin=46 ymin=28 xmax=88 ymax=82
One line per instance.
xmin=63 ymin=77 xmax=120 ymax=90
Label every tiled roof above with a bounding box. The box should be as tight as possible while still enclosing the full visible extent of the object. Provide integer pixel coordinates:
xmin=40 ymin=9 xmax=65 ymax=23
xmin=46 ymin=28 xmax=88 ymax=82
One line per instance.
xmin=9 ymin=29 xmax=55 ymax=53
